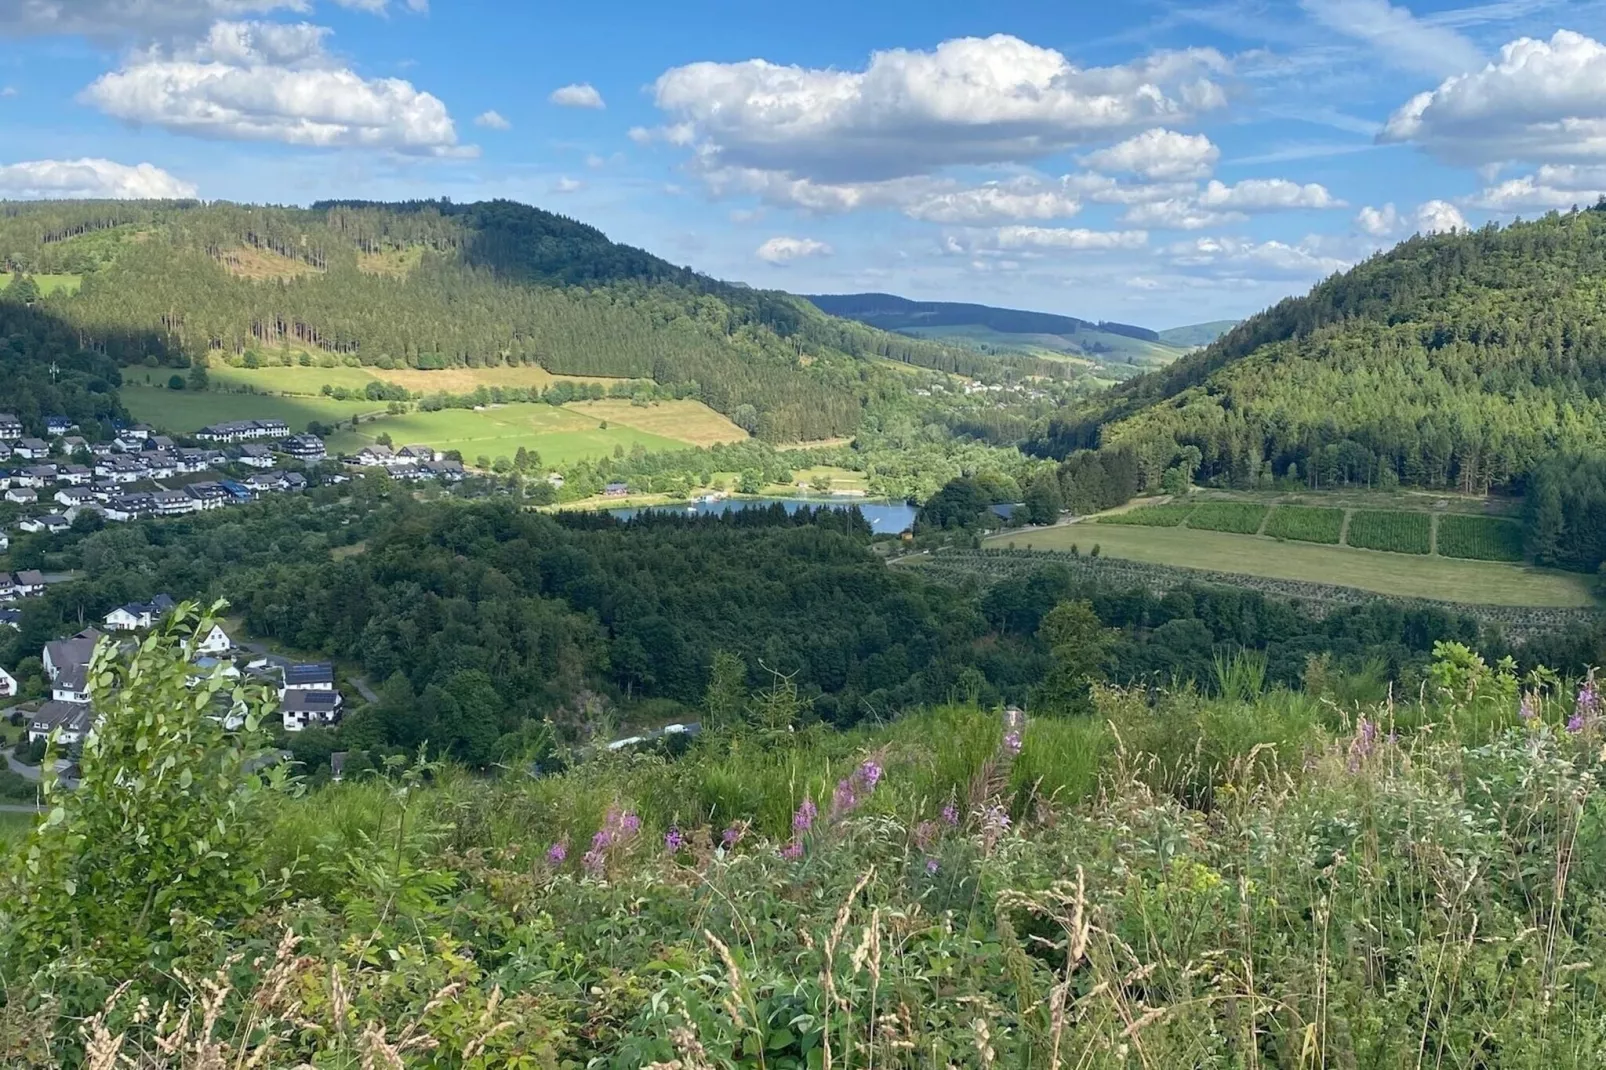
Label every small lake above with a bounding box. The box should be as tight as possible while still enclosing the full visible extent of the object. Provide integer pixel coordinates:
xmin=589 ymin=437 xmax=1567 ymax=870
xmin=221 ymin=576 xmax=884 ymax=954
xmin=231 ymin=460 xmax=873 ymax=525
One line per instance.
xmin=608 ymin=496 xmax=918 ymax=532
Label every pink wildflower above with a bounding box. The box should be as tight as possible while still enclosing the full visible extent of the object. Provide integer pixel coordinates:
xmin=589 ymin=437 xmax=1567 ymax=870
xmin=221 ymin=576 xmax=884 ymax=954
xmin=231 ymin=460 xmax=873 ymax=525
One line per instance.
xmin=925 ymin=857 xmax=940 ymax=875
xmin=781 ymin=840 xmax=804 ymax=860
xmin=792 ymin=796 xmax=818 ymax=832
xmin=941 ymin=802 xmax=959 ymax=827
xmin=665 ymin=827 xmax=684 ymax=852
xmin=1003 ymin=730 xmax=1022 ymax=756
xmin=546 ymin=840 xmax=568 ymax=865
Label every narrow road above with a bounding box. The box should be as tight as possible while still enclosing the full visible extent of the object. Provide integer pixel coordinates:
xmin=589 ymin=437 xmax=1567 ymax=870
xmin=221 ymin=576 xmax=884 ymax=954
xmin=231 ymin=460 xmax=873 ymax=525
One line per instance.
xmin=351 ymin=676 xmax=379 ymax=704
xmin=0 ymin=804 xmax=42 ymax=814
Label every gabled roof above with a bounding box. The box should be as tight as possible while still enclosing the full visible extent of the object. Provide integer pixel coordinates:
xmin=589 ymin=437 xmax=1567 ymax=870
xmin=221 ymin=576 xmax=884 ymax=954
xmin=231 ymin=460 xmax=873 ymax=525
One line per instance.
xmin=284 ymin=662 xmax=335 ymax=687
xmin=281 ymin=688 xmax=342 ymax=713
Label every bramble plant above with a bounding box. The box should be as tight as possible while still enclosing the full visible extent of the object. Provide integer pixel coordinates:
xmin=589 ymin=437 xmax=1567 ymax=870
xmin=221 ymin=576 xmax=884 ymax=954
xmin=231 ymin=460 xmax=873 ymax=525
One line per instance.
xmin=0 ymin=601 xmax=291 ymax=979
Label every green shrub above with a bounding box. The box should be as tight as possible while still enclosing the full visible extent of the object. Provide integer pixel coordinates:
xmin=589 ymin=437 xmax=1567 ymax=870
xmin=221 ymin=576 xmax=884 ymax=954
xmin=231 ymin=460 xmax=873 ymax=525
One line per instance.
xmin=1263 ymin=505 xmax=1344 ymax=544
xmin=1346 ymin=509 xmax=1431 ymax=554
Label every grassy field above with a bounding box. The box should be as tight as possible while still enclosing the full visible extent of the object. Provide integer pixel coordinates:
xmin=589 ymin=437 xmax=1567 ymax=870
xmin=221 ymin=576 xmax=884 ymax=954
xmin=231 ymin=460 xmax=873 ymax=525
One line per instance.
xmin=780 ymin=465 xmax=870 ymax=494
xmin=121 ymin=384 xmax=379 ymax=433
xmin=33 ymin=273 xmax=83 ymax=296
xmin=985 ymin=523 xmax=1595 ymax=607
xmin=325 ymin=403 xmax=690 ymax=467
xmin=564 ymin=399 xmax=746 ymax=448
xmin=0 ymin=811 xmax=34 ymax=849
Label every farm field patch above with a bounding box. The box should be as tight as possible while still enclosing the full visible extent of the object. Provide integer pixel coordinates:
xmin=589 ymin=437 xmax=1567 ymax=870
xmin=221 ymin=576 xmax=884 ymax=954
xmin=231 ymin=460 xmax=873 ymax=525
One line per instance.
xmin=984 ymin=523 xmax=1592 ymax=607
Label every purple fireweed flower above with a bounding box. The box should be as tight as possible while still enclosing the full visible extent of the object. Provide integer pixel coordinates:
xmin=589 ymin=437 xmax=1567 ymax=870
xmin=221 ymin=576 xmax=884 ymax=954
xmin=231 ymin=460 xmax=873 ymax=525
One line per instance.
xmin=546 ymin=840 xmax=568 ymax=865
xmin=856 ymin=759 xmax=883 ymax=792
xmin=582 ymin=848 xmax=606 ymax=877
xmin=592 ymin=828 xmax=613 ymax=851
xmin=831 ymin=779 xmax=859 ymax=817
xmin=1567 ymin=713 xmax=1588 ymax=735
xmin=792 ymin=796 xmax=818 ymax=832
xmin=781 ymin=840 xmax=804 ymax=860
xmin=1003 ymin=730 xmax=1022 ymax=756
xmin=1519 ymin=690 xmax=1540 ymax=722
xmin=722 ymin=825 xmax=742 ymax=847
xmin=621 ymin=812 xmax=642 ymax=836
xmin=925 ymin=857 xmax=940 ymax=875
xmin=941 ymin=802 xmax=959 ymax=827
xmin=665 ymin=827 xmax=684 ymax=852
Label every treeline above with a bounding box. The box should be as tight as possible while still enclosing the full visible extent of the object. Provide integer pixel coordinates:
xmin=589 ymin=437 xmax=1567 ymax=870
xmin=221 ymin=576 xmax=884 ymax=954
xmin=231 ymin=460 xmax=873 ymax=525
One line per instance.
xmin=0 ymin=199 xmax=1023 ymax=441
xmin=0 ymin=279 xmax=129 ymax=436
xmin=1527 ymin=454 xmax=1606 ymax=573
xmin=13 ymin=494 xmax=1600 ymax=768
xmin=1034 ymin=209 xmax=1606 ymax=495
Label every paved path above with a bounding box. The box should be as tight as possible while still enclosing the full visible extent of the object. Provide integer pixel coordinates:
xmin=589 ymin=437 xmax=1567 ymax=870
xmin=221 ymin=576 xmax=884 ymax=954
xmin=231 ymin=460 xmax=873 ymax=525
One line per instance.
xmin=0 ymin=804 xmax=42 ymax=814
xmin=351 ymin=676 xmax=379 ymax=704
xmin=4 ymin=750 xmax=40 ymax=781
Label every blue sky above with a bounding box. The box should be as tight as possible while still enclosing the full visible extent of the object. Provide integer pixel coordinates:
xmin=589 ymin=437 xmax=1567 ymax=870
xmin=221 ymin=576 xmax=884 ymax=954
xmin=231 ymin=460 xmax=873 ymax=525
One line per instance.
xmin=4 ymin=0 xmax=1606 ymax=327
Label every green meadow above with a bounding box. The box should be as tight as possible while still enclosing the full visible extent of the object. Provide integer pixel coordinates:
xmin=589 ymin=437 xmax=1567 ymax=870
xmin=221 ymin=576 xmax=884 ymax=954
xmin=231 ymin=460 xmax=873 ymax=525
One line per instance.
xmin=325 ymin=404 xmax=689 ymax=466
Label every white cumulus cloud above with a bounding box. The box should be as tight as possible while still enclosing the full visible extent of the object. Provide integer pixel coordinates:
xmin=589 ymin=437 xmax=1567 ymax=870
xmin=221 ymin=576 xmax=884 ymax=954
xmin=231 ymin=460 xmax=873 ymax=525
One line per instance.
xmin=1198 ymin=178 xmax=1343 ymax=210
xmin=1167 ymin=235 xmax=1352 ymax=277
xmin=989 ymin=226 xmax=1149 ymax=251
xmin=549 ymin=176 xmax=584 ymax=194
xmin=1467 ymin=165 xmax=1606 ymax=211
xmin=1381 ymin=31 xmax=1606 ymax=166
xmin=80 ymin=20 xmax=469 ymax=156
xmin=0 ymin=157 xmax=197 ymax=199
xmin=1415 ymin=199 xmax=1467 ymax=233
xmin=652 ymin=34 xmax=1229 ymax=184
xmin=1081 ymin=128 xmax=1220 ymax=180
xmin=903 ymin=180 xmax=1082 ymax=224
xmin=549 ymin=82 xmax=604 ymax=109
xmin=474 ymin=109 xmax=510 ymax=130
xmin=1355 ymin=203 xmax=1400 ymax=236
xmin=1121 ymin=199 xmax=1244 ymax=230
xmin=756 ymin=236 xmax=833 ymax=264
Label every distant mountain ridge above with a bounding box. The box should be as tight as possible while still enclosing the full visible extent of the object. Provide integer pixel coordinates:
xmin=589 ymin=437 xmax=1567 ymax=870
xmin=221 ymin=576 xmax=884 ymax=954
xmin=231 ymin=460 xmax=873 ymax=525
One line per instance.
xmin=805 ymin=292 xmax=1159 ymax=342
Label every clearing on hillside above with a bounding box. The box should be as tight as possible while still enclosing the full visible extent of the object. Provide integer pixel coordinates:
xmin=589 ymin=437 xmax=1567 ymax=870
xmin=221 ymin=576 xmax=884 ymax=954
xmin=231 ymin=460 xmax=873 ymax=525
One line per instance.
xmin=984 ymin=524 xmax=1593 ymax=607
xmin=120 ymin=383 xmax=376 ymax=433
xmin=324 ymin=403 xmax=691 ymax=467
xmin=205 ymin=361 xmax=623 ymax=397
xmin=357 ymin=246 xmax=425 ymax=277
xmin=217 ymin=245 xmax=319 ymax=281
xmin=564 ymin=399 xmax=747 ymax=448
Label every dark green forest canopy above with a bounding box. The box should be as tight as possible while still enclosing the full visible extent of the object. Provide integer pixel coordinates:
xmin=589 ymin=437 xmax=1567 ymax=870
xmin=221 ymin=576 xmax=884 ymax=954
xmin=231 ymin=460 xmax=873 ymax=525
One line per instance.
xmin=0 ymin=198 xmax=1027 ymax=442
xmin=11 ymin=494 xmax=1596 ymax=766
xmin=1035 ymin=207 xmax=1606 ymax=496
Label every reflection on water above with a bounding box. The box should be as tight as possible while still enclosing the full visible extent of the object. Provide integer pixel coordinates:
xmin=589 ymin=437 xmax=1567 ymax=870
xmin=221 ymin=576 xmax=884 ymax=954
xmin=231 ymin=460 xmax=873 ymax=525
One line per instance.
xmin=607 ymin=496 xmax=918 ymax=532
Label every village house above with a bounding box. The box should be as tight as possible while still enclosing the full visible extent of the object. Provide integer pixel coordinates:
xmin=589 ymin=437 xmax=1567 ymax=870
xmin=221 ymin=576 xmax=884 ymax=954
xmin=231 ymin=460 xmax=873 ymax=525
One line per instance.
xmin=282 ymin=434 xmax=326 ymax=461
xmin=4 ymin=487 xmax=36 ymax=506
xmin=185 ymin=482 xmax=232 ymax=510
xmin=604 ymin=482 xmax=630 ymax=498
xmin=44 ymin=416 xmax=75 ymax=436
xmin=546 ymin=472 xmax=565 ymax=488
xmin=59 ymin=464 xmax=92 ymax=485
xmin=104 ymin=495 xmax=154 ymax=522
xmin=12 ymin=570 xmax=45 ymax=598
xmin=192 ymin=623 xmax=233 ymax=656
xmin=397 ymin=445 xmax=436 ymax=464
xmin=0 ymin=664 xmax=16 ymax=698
xmin=52 ymin=664 xmax=92 ymax=705
xmin=28 ymin=701 xmax=92 ymax=745
xmin=0 ymin=609 xmax=20 ymax=630
xmin=151 ymin=489 xmax=200 ymax=516
xmin=103 ymin=595 xmax=177 ymax=632
xmin=281 ymin=688 xmax=343 ymax=732
xmin=282 ymin=662 xmax=335 ymax=694
xmin=43 ymin=630 xmax=102 ymax=681
xmin=142 ymin=452 xmax=179 ymax=479
xmin=238 ymin=444 xmax=276 ymax=469
xmin=196 ymin=419 xmax=290 ymax=443
xmin=244 ymin=471 xmax=289 ymax=496
xmin=19 ymin=515 xmax=69 ymax=536
xmin=354 ymin=444 xmax=397 ymax=467
xmin=13 ymin=438 xmax=51 ymax=461
xmin=0 ymin=414 xmax=21 ymax=438
xmin=55 ymin=487 xmax=92 ymax=508
xmin=22 ymin=465 xmax=58 ymax=485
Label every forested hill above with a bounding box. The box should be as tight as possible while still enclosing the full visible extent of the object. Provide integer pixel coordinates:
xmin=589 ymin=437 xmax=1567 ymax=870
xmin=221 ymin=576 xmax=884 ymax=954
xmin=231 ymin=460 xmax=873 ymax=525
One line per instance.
xmin=806 ymin=291 xmax=1159 ymax=342
xmin=0 ymin=199 xmax=1019 ymax=442
xmin=1034 ymin=207 xmax=1606 ymax=494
